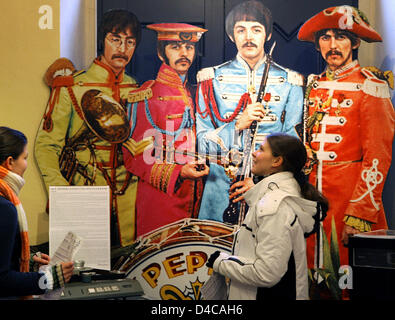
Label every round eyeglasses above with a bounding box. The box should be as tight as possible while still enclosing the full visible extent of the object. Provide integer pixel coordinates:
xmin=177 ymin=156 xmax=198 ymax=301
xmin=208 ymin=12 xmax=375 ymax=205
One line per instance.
xmin=106 ymin=34 xmax=136 ymax=50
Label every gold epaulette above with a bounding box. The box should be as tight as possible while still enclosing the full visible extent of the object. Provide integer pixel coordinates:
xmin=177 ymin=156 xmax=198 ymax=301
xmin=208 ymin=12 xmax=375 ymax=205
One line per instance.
xmin=361 ymin=67 xmax=392 ymax=98
xmin=363 ymin=66 xmax=394 ymax=89
xmin=128 ymin=80 xmax=155 ymax=103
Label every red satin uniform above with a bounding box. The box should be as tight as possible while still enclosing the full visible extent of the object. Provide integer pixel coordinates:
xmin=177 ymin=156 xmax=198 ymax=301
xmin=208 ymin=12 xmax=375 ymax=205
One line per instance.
xmin=123 ymin=64 xmax=202 ymax=237
xmin=305 ymin=61 xmax=395 ymax=268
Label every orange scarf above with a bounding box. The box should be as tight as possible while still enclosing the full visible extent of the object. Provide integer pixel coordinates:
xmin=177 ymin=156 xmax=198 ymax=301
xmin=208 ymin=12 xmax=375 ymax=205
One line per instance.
xmin=0 ymin=165 xmax=30 ymax=273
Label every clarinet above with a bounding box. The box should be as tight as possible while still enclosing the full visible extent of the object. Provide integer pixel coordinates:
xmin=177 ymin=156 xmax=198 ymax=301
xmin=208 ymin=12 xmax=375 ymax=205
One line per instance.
xmin=222 ymin=42 xmax=276 ymax=225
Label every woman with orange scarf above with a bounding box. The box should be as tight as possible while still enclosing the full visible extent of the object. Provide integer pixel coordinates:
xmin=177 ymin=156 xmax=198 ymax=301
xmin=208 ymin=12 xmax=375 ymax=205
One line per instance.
xmin=0 ymin=127 xmax=74 ymax=299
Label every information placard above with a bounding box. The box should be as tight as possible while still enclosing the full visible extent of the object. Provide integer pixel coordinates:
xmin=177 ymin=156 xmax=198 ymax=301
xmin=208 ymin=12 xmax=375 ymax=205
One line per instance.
xmin=49 ymin=186 xmax=111 ymax=270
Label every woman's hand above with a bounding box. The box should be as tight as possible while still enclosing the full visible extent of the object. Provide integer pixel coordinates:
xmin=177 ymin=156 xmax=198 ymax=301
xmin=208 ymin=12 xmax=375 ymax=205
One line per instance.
xmin=60 ymin=261 xmax=74 ymax=283
xmin=33 ymin=252 xmax=50 ymax=268
xmin=206 ymin=251 xmax=221 ymax=268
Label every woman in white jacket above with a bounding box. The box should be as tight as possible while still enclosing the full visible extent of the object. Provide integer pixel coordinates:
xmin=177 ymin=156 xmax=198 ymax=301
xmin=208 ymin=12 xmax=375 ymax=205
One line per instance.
xmin=206 ymin=133 xmax=328 ymax=300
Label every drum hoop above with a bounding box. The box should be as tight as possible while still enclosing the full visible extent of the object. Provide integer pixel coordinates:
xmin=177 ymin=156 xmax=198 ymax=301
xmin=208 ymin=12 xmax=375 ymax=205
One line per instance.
xmin=119 ymin=218 xmax=237 ymax=273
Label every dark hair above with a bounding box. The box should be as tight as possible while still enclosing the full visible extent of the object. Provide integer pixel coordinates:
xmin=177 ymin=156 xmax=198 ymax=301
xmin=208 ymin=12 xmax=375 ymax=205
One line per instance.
xmin=266 ymin=133 xmax=329 ymax=216
xmin=0 ymin=127 xmax=27 ymax=164
xmin=225 ymin=0 xmax=273 ymax=41
xmin=157 ymin=40 xmax=196 ymax=65
xmin=98 ymin=9 xmax=141 ymax=53
xmin=314 ymin=28 xmax=360 ymax=49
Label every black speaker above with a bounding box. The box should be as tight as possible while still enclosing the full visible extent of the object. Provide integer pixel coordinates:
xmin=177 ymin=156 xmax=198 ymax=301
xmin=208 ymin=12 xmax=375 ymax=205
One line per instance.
xmin=348 ymin=230 xmax=395 ymax=300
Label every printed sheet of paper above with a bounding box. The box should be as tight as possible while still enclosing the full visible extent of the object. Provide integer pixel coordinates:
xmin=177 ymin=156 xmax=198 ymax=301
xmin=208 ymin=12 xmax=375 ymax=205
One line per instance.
xmin=49 ymin=231 xmax=82 ymax=266
xmin=49 ymin=186 xmax=111 ymax=270
xmin=39 ymin=231 xmax=82 ymax=300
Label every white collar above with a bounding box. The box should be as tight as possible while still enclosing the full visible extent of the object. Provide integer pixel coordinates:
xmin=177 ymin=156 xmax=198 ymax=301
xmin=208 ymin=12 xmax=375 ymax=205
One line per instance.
xmin=236 ymin=53 xmax=266 ymax=71
xmin=244 ymin=171 xmax=294 ymax=206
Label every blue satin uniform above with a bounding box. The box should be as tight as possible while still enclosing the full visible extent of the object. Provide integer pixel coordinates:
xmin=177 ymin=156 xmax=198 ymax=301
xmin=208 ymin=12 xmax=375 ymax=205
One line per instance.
xmin=196 ymin=54 xmax=304 ymax=222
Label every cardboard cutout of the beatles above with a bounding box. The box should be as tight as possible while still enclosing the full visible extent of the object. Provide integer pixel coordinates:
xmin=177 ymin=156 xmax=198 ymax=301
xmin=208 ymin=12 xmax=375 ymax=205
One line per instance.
xmin=195 ymin=1 xmax=304 ymax=225
xmin=298 ymin=6 xmax=394 ymax=299
xmin=120 ymin=23 xmax=234 ymax=299
xmin=35 ymin=10 xmax=235 ymax=300
xmin=35 ymin=10 xmax=141 ymax=248
xmin=34 ymin=3 xmax=394 ymax=300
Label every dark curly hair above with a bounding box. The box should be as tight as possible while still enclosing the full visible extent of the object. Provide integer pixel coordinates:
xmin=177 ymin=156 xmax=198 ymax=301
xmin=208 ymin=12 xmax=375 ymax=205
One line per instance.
xmin=98 ymin=9 xmax=141 ymax=53
xmin=225 ymin=0 xmax=273 ymax=41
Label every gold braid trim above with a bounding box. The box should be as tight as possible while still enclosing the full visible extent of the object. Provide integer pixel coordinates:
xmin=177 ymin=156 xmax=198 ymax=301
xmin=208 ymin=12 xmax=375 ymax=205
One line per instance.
xmin=343 ymin=215 xmax=372 ymax=232
xmin=159 ymin=164 xmax=169 ymax=192
xmin=154 ymin=164 xmax=164 ymax=190
xmin=128 ymin=88 xmax=153 ymax=103
xmin=150 ymin=163 xmax=177 ymax=193
xmin=156 ymin=77 xmax=183 ymax=90
xmin=162 ymin=164 xmax=176 ymax=193
xmin=150 ymin=163 xmax=160 ymax=187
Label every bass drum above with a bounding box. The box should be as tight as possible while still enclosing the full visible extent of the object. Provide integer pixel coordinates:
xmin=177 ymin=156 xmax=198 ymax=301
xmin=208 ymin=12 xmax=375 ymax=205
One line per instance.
xmin=118 ymin=218 xmax=237 ymax=300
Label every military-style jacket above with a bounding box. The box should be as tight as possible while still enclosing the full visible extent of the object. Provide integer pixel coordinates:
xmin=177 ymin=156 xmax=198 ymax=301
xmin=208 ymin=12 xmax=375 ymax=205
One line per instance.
xmin=304 ymin=60 xmax=395 ymax=267
xmin=196 ymin=54 xmax=304 ymax=222
xmin=35 ymin=58 xmax=139 ymax=246
xmin=122 ymin=63 xmax=202 ymax=237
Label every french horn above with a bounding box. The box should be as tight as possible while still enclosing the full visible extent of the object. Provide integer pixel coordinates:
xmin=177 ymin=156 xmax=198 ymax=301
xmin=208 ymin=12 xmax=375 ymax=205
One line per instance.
xmin=67 ymin=89 xmax=131 ymax=147
xmin=59 ymin=89 xmax=131 ymax=183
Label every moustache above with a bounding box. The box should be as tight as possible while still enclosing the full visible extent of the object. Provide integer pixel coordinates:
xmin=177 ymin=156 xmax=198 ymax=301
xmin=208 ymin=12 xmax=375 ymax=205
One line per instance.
xmin=175 ymin=58 xmax=192 ymax=65
xmin=242 ymin=42 xmax=257 ymax=48
xmin=326 ymin=50 xmax=343 ymax=59
xmin=112 ymin=54 xmax=129 ymax=61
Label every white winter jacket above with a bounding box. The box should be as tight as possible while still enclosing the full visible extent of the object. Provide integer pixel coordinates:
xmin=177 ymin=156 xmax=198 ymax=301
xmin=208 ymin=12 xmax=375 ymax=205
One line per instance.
xmin=212 ymin=171 xmax=318 ymax=300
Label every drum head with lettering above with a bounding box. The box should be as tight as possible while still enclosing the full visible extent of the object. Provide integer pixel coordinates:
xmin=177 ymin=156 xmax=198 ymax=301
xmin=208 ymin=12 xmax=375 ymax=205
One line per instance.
xmin=118 ymin=218 xmax=237 ymax=300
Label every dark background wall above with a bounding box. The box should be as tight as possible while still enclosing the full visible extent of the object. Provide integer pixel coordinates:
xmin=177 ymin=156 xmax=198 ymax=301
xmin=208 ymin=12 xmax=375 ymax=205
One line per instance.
xmin=97 ymin=0 xmax=358 ymax=83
